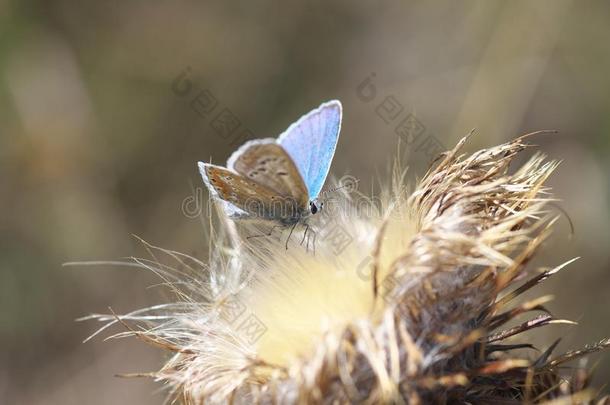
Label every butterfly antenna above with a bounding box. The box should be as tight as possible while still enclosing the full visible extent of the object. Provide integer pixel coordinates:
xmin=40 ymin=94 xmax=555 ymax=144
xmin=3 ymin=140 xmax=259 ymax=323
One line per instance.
xmin=319 ymin=179 xmax=360 ymax=204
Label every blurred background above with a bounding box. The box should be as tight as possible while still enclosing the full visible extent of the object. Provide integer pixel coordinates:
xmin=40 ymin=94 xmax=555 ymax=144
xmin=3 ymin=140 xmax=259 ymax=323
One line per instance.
xmin=1 ymin=0 xmax=609 ymax=403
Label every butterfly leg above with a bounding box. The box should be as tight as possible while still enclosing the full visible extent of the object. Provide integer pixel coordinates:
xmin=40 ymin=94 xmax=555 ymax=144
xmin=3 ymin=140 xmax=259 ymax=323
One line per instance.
xmin=246 ymin=224 xmax=281 ymax=241
xmin=307 ymin=226 xmax=317 ymax=255
xmin=300 ymin=223 xmax=310 ymax=246
xmin=300 ymin=223 xmax=316 ymax=255
xmin=285 ymin=221 xmax=298 ymax=250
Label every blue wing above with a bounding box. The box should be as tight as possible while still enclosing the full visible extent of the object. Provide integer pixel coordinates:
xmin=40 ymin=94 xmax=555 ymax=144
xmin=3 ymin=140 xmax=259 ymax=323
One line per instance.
xmin=277 ymin=100 xmax=342 ymax=200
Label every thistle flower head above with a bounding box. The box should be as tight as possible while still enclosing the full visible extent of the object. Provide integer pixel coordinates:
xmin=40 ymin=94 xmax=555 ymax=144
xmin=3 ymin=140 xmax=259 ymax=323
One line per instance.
xmin=89 ymin=135 xmax=610 ymax=404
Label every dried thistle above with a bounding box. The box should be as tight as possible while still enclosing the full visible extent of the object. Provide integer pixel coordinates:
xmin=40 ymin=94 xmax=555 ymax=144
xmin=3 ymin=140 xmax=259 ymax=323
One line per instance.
xmin=87 ymin=134 xmax=610 ymax=404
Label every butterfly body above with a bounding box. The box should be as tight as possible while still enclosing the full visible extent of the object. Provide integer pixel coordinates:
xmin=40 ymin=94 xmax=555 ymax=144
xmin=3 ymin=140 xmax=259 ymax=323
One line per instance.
xmin=199 ymin=100 xmax=342 ymax=234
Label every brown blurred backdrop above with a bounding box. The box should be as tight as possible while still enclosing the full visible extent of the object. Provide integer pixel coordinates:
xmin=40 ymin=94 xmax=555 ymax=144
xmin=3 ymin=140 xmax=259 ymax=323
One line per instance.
xmin=1 ymin=1 xmax=609 ymax=403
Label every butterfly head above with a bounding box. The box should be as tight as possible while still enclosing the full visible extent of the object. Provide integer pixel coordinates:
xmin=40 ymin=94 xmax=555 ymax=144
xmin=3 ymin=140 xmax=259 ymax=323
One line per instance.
xmin=309 ymin=200 xmax=323 ymax=215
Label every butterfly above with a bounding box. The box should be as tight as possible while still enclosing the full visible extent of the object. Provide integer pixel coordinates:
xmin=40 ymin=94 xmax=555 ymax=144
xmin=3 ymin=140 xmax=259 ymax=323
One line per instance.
xmin=198 ymin=100 xmax=342 ymax=248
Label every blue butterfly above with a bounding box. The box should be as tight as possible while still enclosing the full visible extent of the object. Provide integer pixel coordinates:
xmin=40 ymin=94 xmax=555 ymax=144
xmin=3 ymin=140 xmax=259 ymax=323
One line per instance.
xmin=199 ymin=100 xmax=342 ymax=246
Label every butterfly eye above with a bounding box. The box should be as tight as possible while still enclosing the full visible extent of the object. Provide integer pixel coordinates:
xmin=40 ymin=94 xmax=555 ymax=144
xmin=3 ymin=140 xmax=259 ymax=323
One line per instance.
xmin=310 ymin=201 xmax=318 ymax=215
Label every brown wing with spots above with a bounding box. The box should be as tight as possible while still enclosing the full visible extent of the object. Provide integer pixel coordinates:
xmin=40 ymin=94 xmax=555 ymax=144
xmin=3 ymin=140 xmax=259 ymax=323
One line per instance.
xmin=228 ymin=142 xmax=309 ymax=209
xmin=202 ymin=163 xmax=300 ymax=221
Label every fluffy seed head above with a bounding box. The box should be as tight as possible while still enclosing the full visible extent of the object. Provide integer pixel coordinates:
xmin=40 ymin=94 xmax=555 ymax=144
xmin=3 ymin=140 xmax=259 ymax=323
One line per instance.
xmin=89 ymin=134 xmax=610 ymax=404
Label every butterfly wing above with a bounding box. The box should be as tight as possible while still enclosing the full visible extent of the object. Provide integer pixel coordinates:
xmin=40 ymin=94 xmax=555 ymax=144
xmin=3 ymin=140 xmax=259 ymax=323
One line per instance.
xmin=277 ymin=100 xmax=342 ymax=200
xmin=227 ymin=139 xmax=309 ymax=209
xmin=198 ymin=162 xmax=250 ymax=218
xmin=198 ymin=162 xmax=301 ymax=222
